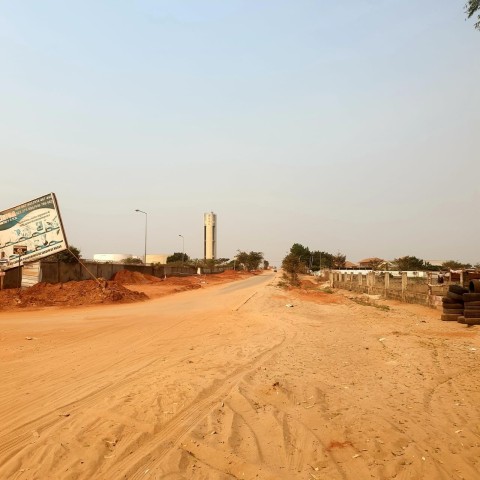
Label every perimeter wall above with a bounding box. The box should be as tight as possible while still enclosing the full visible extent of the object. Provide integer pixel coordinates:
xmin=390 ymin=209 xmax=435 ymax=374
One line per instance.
xmin=329 ymin=271 xmax=478 ymax=309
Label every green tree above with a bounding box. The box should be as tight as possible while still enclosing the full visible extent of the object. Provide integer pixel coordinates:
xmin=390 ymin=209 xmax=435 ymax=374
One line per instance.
xmin=289 ymin=243 xmax=311 ymax=263
xmin=235 ymin=251 xmax=249 ymax=270
xmin=236 ymin=251 xmax=264 ymax=271
xmin=215 ymin=257 xmax=230 ymax=265
xmin=332 ymin=252 xmax=346 ymax=269
xmin=50 ymin=245 xmax=81 ymax=264
xmin=246 ymin=251 xmax=264 ymax=271
xmin=123 ymin=257 xmax=143 ymax=265
xmin=466 ymin=0 xmax=480 ymax=30
xmin=442 ymin=260 xmax=472 ymax=270
xmin=310 ymin=250 xmax=334 ymax=270
xmin=263 ymin=260 xmax=270 ymax=270
xmin=394 ymin=256 xmax=426 ymax=271
xmin=282 ymin=252 xmax=303 ymax=286
xmin=167 ymin=252 xmax=190 ymax=263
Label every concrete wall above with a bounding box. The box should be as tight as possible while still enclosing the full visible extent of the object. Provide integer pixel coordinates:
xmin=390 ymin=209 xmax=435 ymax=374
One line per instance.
xmin=329 ymin=271 xmax=450 ymax=309
xmin=0 ymin=261 xmax=225 ymax=290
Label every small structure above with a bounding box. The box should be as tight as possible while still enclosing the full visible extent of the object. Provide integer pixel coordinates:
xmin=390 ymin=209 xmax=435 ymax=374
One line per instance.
xmin=93 ymin=253 xmax=134 ymax=263
xmin=146 ymin=254 xmax=169 ymax=264
xmin=358 ymin=257 xmax=385 ymax=269
xmin=344 ymin=261 xmax=359 ymax=269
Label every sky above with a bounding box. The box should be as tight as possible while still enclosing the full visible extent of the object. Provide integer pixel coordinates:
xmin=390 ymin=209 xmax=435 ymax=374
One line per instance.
xmin=1 ymin=0 xmax=479 ymax=266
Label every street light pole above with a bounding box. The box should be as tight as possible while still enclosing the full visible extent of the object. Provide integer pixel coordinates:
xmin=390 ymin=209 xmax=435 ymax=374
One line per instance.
xmin=178 ymin=234 xmax=184 ymax=266
xmin=135 ymin=209 xmax=147 ymax=264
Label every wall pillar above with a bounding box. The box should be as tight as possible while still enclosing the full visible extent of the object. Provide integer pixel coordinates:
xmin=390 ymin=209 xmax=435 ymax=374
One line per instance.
xmin=384 ymin=272 xmax=390 ymax=297
xmin=402 ymin=272 xmax=408 ymax=301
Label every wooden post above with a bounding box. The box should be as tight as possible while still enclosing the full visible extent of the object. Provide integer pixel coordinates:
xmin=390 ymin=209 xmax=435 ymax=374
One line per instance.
xmin=384 ymin=272 xmax=390 ymax=298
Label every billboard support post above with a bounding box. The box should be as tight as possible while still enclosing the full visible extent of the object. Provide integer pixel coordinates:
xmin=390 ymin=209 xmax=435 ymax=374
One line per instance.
xmin=13 ymin=245 xmax=27 ymax=288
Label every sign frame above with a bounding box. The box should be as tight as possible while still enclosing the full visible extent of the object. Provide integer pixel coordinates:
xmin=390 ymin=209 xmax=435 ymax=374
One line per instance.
xmin=0 ymin=193 xmax=68 ymax=271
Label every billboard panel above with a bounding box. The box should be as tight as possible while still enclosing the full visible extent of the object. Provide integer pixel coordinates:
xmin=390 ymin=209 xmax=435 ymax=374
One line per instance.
xmin=0 ymin=193 xmax=68 ymax=270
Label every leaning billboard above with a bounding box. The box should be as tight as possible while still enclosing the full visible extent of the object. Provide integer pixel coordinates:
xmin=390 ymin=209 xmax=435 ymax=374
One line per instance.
xmin=0 ymin=193 xmax=68 ymax=270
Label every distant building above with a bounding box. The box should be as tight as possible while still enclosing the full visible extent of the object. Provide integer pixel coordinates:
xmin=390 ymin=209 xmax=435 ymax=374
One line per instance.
xmin=426 ymin=260 xmax=445 ymax=267
xmin=146 ymin=254 xmax=169 ymax=264
xmin=344 ymin=261 xmax=359 ymax=269
xmin=203 ymin=212 xmax=217 ymax=260
xmin=358 ymin=257 xmax=385 ymax=269
xmin=93 ymin=253 xmax=133 ymax=263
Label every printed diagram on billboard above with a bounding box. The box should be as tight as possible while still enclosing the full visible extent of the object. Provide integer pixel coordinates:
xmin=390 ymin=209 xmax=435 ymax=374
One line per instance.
xmin=0 ymin=193 xmax=68 ymax=270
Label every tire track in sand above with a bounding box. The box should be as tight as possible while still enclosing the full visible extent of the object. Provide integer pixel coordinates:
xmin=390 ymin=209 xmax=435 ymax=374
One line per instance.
xmin=110 ymin=325 xmax=296 ymax=479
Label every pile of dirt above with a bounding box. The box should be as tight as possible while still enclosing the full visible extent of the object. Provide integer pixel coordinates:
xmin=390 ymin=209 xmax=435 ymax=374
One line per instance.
xmin=0 ymin=280 xmax=148 ymax=310
xmin=113 ymin=270 xmax=163 ymax=284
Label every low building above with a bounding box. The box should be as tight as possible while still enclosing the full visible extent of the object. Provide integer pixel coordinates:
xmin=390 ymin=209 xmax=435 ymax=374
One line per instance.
xmin=93 ymin=253 xmax=134 ymax=263
xmin=146 ymin=254 xmax=169 ymax=264
xmin=358 ymin=257 xmax=385 ymax=269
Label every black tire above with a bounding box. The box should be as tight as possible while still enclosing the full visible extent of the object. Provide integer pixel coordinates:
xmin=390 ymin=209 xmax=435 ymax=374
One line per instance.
xmin=447 ymin=292 xmax=464 ymax=301
xmin=465 ymin=318 xmax=480 ymax=326
xmin=443 ymin=309 xmax=464 ymax=315
xmin=464 ymin=311 xmax=480 ymax=318
xmin=463 ymin=301 xmax=480 ymax=307
xmin=441 ymin=313 xmax=460 ymax=321
xmin=463 ymin=293 xmax=480 ymax=302
xmin=464 ymin=305 xmax=480 ymax=311
xmin=442 ymin=303 xmax=464 ymax=309
xmin=457 ymin=316 xmax=466 ymax=324
xmin=449 ymin=285 xmax=469 ymax=295
xmin=442 ymin=297 xmax=458 ymax=304
xmin=469 ymin=279 xmax=480 ymax=293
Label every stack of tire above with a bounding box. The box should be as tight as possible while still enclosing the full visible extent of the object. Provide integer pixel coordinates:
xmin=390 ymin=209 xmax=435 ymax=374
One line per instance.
xmin=441 ymin=284 xmax=468 ymax=321
xmin=461 ymin=280 xmax=480 ymax=326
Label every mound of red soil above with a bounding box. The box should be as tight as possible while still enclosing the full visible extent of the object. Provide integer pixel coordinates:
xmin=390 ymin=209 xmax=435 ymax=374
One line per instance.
xmin=0 ymin=280 xmax=148 ymax=310
xmin=113 ymin=270 xmax=163 ymax=285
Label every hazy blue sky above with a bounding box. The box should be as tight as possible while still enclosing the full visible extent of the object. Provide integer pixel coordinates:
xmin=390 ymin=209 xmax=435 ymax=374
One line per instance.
xmin=1 ymin=1 xmax=479 ymax=265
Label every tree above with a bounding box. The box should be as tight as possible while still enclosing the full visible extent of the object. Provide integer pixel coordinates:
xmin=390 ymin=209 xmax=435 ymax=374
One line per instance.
xmin=394 ymin=256 xmax=426 ymax=271
xmin=332 ymin=252 xmax=346 ymax=269
xmin=235 ymin=251 xmax=264 ymax=271
xmin=282 ymin=252 xmax=303 ymax=286
xmin=263 ymin=260 xmax=270 ymax=270
xmin=123 ymin=257 xmax=143 ymax=265
xmin=466 ymin=0 xmax=480 ymax=30
xmin=215 ymin=258 xmax=230 ymax=265
xmin=368 ymin=258 xmax=384 ymax=271
xmin=310 ymin=250 xmax=334 ymax=270
xmin=246 ymin=252 xmax=264 ymax=271
xmin=289 ymin=243 xmax=311 ymax=263
xmin=442 ymin=260 xmax=472 ymax=270
xmin=167 ymin=252 xmax=190 ymax=264
xmin=235 ymin=251 xmax=249 ymax=270
xmin=50 ymin=245 xmax=81 ymax=264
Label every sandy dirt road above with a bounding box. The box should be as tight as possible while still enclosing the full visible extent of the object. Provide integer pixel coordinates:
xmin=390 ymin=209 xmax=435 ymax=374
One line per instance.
xmin=0 ymin=272 xmax=479 ymax=479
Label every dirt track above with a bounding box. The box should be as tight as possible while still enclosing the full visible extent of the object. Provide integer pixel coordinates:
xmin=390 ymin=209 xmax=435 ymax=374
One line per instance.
xmin=0 ymin=272 xmax=479 ymax=479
